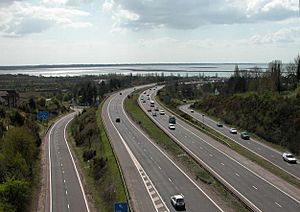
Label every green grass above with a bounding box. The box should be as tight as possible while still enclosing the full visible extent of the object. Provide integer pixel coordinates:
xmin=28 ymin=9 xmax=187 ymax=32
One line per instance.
xmin=125 ymin=91 xmax=249 ymax=212
xmin=156 ymin=95 xmax=300 ymax=190
xmin=95 ymin=105 xmax=128 ymax=206
xmin=66 ymin=103 xmax=127 ymax=211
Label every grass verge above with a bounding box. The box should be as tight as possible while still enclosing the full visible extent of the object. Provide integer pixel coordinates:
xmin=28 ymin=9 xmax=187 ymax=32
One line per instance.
xmin=125 ymin=91 xmax=249 ymax=212
xmin=66 ymin=104 xmax=127 ymax=211
xmin=156 ymin=94 xmax=300 ymax=189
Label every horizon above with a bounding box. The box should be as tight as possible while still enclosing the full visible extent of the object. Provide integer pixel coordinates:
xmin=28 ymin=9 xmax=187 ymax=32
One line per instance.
xmin=1 ymin=1 xmax=300 ymax=65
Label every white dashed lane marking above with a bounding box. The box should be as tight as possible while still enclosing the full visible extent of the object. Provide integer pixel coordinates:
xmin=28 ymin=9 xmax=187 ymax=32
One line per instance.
xmin=275 ymin=202 xmax=282 ymax=208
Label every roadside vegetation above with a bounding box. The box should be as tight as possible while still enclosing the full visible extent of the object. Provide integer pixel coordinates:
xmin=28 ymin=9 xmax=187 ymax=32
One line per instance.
xmin=156 ymin=93 xmax=300 ymax=189
xmin=0 ymin=73 xmax=166 ymax=211
xmin=158 ymin=55 xmax=300 ymax=155
xmin=69 ymin=106 xmax=127 ymax=211
xmin=0 ymin=95 xmax=68 ymax=211
xmin=125 ymin=90 xmax=249 ymax=212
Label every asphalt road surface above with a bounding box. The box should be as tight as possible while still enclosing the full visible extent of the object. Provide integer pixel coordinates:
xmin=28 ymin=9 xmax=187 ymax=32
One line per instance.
xmin=46 ymin=113 xmax=89 ymax=212
xmin=179 ymin=104 xmax=300 ymax=181
xmin=139 ymin=86 xmax=300 ymax=212
xmin=102 ymin=86 xmax=223 ymax=212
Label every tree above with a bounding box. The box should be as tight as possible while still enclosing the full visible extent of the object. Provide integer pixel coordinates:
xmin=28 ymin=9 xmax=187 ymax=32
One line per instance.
xmin=2 ymin=127 xmax=37 ymax=178
xmin=295 ymin=55 xmax=300 ymax=82
xmin=28 ymin=98 xmax=36 ymax=110
xmin=268 ymin=60 xmax=282 ymax=93
xmin=9 ymin=111 xmax=24 ymax=126
xmin=0 ymin=178 xmax=30 ymax=212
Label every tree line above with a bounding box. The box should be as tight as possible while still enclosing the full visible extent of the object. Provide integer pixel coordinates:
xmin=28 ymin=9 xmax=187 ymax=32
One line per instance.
xmin=0 ymin=90 xmax=71 ymax=211
xmin=160 ymin=55 xmax=300 ymax=154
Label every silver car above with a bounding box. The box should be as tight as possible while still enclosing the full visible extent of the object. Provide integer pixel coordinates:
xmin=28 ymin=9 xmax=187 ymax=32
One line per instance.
xmin=282 ymin=152 xmax=297 ymax=164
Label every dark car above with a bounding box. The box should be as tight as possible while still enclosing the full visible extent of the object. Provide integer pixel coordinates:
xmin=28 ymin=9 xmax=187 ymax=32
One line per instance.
xmin=119 ymin=92 xmax=122 ymax=95
xmin=241 ymin=132 xmax=250 ymax=140
xmin=116 ymin=117 xmax=120 ymax=123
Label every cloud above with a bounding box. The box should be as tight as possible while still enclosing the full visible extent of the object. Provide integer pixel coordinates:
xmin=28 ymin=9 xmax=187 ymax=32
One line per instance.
xmin=103 ymin=0 xmax=299 ymax=30
xmin=0 ymin=1 xmax=92 ymax=36
xmin=250 ymin=27 xmax=300 ymax=44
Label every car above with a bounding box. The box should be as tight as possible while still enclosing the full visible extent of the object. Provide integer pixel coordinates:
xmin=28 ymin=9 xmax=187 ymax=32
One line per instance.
xmin=154 ymin=106 xmax=159 ymax=111
xmin=147 ymin=94 xmax=150 ymax=96
xmin=170 ymin=194 xmax=185 ymax=210
xmin=140 ymin=96 xmax=144 ymax=100
xmin=115 ymin=118 xmax=120 ymax=123
xmin=152 ymin=111 xmax=157 ymax=116
xmin=119 ymin=92 xmax=122 ymax=95
xmin=142 ymin=100 xmax=146 ymax=103
xmin=229 ymin=128 xmax=237 ymax=134
xmin=169 ymin=123 xmax=175 ymax=130
xmin=241 ymin=131 xmax=250 ymax=140
xmin=282 ymin=152 xmax=297 ymax=164
xmin=143 ymin=91 xmax=146 ymax=94
xmin=147 ymin=96 xmax=150 ymax=100
xmin=159 ymin=110 xmax=165 ymax=115
xmin=216 ymin=122 xmax=223 ymax=127
xmin=190 ymin=109 xmax=194 ymax=113
xmin=147 ymin=108 xmax=152 ymax=112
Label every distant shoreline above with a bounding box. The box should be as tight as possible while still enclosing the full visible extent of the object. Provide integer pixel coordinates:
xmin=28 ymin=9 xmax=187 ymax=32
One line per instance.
xmin=0 ymin=63 xmax=266 ymax=71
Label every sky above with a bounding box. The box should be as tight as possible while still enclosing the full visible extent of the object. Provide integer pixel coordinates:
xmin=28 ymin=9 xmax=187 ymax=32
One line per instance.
xmin=0 ymin=0 xmax=299 ymax=65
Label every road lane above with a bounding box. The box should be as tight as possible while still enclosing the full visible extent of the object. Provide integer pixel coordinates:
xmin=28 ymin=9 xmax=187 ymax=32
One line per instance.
xmin=103 ymin=87 xmax=223 ymax=212
xmin=140 ymin=86 xmax=300 ymax=212
xmin=48 ymin=113 xmax=89 ymax=212
xmin=179 ymin=104 xmax=300 ymax=181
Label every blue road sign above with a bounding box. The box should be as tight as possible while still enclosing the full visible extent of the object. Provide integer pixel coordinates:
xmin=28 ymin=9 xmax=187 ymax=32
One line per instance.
xmin=37 ymin=111 xmax=49 ymax=121
xmin=114 ymin=202 xmax=128 ymax=212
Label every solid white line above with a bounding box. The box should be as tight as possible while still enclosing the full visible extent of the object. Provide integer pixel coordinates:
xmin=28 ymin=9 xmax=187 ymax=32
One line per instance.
xmin=63 ymin=117 xmax=90 ymax=212
xmin=155 ymin=97 xmax=300 ymax=206
xmin=48 ymin=123 xmax=53 ymax=212
xmin=126 ymin=93 xmax=224 ymax=211
xmin=180 ymin=105 xmax=300 ymax=182
xmin=252 ymin=186 xmax=258 ymax=190
xmin=235 ymin=173 xmax=240 ymax=177
xmin=220 ymin=163 xmax=225 ymax=166
xmin=154 ymin=92 xmax=300 ymax=206
xmin=48 ymin=115 xmax=71 ymax=212
xmin=174 ymin=117 xmax=300 ymax=205
xmin=107 ymin=96 xmax=169 ymax=212
xmin=142 ymin=92 xmax=260 ymax=212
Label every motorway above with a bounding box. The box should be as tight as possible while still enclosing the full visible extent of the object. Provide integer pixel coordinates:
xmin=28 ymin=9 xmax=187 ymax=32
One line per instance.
xmin=140 ymin=86 xmax=300 ymax=212
xmin=102 ymin=86 xmax=223 ymax=212
xmin=46 ymin=113 xmax=89 ymax=212
xmin=179 ymin=104 xmax=300 ymax=181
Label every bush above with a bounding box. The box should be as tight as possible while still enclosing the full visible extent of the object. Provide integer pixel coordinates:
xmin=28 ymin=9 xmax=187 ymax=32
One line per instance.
xmin=92 ymin=157 xmax=107 ymax=180
xmin=0 ymin=179 xmax=30 ymax=212
xmin=194 ymin=92 xmax=300 ymax=154
xmin=83 ymin=150 xmax=96 ymax=161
